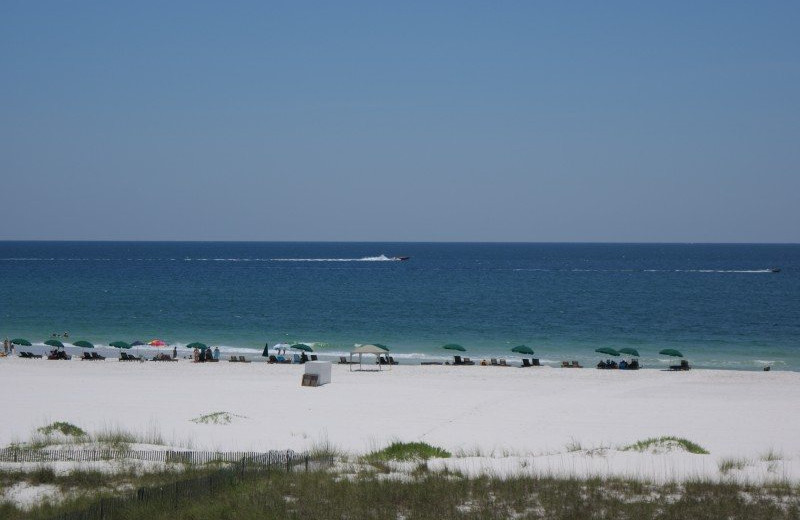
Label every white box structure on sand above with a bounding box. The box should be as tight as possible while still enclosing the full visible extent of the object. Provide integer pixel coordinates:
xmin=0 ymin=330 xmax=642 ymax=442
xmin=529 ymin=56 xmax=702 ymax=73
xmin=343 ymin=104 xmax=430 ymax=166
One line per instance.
xmin=304 ymin=361 xmax=331 ymax=386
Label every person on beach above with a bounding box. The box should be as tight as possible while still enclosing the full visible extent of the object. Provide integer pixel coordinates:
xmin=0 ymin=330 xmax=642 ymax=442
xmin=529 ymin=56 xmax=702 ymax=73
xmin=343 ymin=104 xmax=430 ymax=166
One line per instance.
xmin=193 ymin=347 xmax=200 ymax=362
xmin=172 ymin=346 xmax=177 ymax=359
xmin=213 ymin=347 xmax=220 ymax=360
xmin=205 ymin=347 xmax=213 ymax=362
xmin=3 ymin=339 xmax=8 ymax=355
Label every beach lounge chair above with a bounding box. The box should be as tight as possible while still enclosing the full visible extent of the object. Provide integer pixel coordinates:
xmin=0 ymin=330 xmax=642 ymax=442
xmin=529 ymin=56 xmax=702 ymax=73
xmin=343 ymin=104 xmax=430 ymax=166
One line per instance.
xmin=229 ymin=356 xmax=239 ymax=362
xmin=522 ymin=358 xmax=532 ymax=368
xmin=311 ymin=355 xmax=318 ymax=361
xmin=462 ymin=357 xmax=475 ymax=365
xmin=91 ymin=352 xmax=105 ymax=360
xmin=490 ymin=358 xmax=499 ymax=366
xmin=453 ymin=355 xmax=463 ymax=365
xmin=238 ymin=356 xmax=251 ymax=363
xmin=82 ymin=352 xmax=93 ymax=360
xmin=571 ymin=361 xmax=582 ymax=368
xmin=669 ymin=360 xmax=690 ymax=371
xmin=499 ymin=359 xmax=509 ymax=367
xmin=532 ymin=358 xmax=541 ymax=366
xmin=561 ymin=361 xmax=569 ymax=368
xmin=19 ymin=351 xmax=31 ymax=358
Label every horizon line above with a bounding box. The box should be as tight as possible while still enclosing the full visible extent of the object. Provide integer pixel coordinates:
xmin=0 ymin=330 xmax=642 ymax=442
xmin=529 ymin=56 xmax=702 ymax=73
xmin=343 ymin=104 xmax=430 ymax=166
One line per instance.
xmin=1 ymin=239 xmax=799 ymax=246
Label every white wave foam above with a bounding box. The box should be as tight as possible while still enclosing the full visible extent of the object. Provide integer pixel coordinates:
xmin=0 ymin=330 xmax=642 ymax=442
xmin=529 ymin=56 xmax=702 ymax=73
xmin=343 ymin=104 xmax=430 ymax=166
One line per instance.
xmin=268 ymin=254 xmax=399 ymax=262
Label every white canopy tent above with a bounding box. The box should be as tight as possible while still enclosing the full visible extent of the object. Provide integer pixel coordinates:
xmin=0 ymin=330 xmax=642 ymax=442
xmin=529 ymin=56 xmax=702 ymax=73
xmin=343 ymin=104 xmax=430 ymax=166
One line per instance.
xmin=349 ymin=344 xmax=391 ymax=371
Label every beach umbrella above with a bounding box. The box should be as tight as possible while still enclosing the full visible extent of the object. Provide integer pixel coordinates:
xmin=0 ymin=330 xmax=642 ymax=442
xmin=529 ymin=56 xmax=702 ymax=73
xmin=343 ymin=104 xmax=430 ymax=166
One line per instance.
xmin=511 ymin=345 xmax=534 ymax=355
xmin=373 ymin=343 xmax=390 ymax=351
xmin=109 ymin=341 xmax=131 ymax=349
xmin=619 ymin=348 xmax=640 ymax=357
xmin=290 ymin=344 xmax=313 ymax=352
xmin=148 ymin=339 xmax=167 ymax=347
xmin=442 ymin=344 xmax=466 ymax=352
xmin=45 ymin=339 xmax=65 ymax=348
xmin=186 ymin=342 xmax=209 ymax=350
xmin=73 ymin=340 xmax=94 ymax=349
xmin=595 ymin=347 xmax=620 ymax=357
xmin=131 ymin=340 xmax=145 ymax=346
xmin=11 ymin=338 xmax=32 ymax=346
xmin=659 ymin=349 xmax=683 ymax=358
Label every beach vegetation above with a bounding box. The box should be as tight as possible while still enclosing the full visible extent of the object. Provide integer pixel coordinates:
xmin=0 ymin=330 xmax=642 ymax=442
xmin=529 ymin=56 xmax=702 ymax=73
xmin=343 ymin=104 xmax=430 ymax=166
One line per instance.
xmin=190 ymin=411 xmax=246 ymax=425
xmin=365 ymin=441 xmax=451 ymax=462
xmin=565 ymin=438 xmax=583 ymax=452
xmin=762 ymin=448 xmax=784 ymax=462
xmin=36 ymin=422 xmax=86 ymax=438
xmin=719 ymin=457 xmax=751 ymax=474
xmin=622 ymin=436 xmax=709 ymax=455
xmin=6 ymin=468 xmax=799 ymax=520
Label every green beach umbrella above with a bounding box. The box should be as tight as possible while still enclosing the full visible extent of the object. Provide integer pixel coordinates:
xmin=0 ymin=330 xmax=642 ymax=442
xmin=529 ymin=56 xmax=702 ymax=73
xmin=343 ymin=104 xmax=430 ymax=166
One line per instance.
xmin=442 ymin=343 xmax=466 ymax=352
xmin=186 ymin=342 xmax=209 ymax=350
xmin=595 ymin=347 xmax=620 ymax=357
xmin=11 ymin=338 xmax=32 ymax=346
xmin=619 ymin=348 xmax=640 ymax=357
xmin=73 ymin=340 xmax=94 ymax=349
xmin=290 ymin=343 xmax=313 ymax=352
xmin=45 ymin=339 xmax=64 ymax=349
xmin=109 ymin=341 xmax=131 ymax=349
xmin=511 ymin=345 xmax=534 ymax=355
xmin=373 ymin=343 xmax=390 ymax=351
xmin=659 ymin=349 xmax=683 ymax=358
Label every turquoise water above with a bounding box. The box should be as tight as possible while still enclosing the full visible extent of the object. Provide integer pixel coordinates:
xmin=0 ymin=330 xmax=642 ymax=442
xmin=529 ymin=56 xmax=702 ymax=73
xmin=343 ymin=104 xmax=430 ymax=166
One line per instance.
xmin=1 ymin=242 xmax=798 ymax=370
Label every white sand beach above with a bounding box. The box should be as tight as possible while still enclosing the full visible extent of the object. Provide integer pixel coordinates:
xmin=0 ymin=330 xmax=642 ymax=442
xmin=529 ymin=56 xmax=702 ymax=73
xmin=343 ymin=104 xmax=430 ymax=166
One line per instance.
xmin=2 ymin=357 xmax=799 ymax=483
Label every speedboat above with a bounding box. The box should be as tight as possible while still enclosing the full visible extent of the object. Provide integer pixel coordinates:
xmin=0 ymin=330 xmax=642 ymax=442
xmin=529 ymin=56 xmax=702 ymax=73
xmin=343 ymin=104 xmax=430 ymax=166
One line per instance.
xmin=396 ymin=256 xmax=410 ymax=261
xmin=770 ymin=267 xmax=781 ymax=273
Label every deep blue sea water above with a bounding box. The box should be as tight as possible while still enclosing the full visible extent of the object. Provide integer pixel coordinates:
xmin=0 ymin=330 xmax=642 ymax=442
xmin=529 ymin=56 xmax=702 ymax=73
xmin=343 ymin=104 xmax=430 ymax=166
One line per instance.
xmin=1 ymin=242 xmax=798 ymax=370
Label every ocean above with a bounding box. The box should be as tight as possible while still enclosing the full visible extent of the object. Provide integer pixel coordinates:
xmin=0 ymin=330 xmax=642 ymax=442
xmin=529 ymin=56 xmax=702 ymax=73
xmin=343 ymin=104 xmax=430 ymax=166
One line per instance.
xmin=1 ymin=241 xmax=798 ymax=370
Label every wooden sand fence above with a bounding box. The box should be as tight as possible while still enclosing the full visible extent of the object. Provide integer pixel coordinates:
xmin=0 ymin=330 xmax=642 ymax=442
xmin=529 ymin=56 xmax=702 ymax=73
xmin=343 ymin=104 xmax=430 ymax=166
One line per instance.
xmin=0 ymin=447 xmax=298 ymax=466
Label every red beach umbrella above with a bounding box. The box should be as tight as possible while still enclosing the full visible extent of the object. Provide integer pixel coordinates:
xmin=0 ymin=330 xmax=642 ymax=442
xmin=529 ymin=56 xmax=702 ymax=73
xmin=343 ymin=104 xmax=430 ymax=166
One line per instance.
xmin=148 ymin=339 xmax=167 ymax=347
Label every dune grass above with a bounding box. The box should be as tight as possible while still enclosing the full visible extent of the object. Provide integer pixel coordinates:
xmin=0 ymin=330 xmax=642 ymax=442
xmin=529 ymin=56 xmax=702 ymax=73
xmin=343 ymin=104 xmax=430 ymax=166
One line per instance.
xmin=364 ymin=441 xmax=451 ymax=462
xmin=35 ymin=422 xmax=86 ymax=438
xmin=622 ymin=436 xmax=710 ymax=455
xmin=11 ymin=469 xmax=799 ymax=520
xmin=719 ymin=457 xmax=751 ymax=474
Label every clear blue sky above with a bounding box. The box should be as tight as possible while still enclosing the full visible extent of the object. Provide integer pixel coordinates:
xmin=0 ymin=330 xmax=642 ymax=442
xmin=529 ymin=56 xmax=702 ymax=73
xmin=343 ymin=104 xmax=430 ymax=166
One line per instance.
xmin=2 ymin=1 xmax=798 ymax=242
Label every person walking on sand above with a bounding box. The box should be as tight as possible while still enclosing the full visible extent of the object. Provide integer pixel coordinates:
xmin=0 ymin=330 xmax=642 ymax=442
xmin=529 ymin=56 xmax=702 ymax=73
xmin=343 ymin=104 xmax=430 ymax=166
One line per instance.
xmin=172 ymin=346 xmax=177 ymax=359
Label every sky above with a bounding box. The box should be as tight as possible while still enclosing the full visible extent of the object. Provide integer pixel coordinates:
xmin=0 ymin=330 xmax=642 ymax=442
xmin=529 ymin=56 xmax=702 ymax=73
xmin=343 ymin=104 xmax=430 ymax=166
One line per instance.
xmin=1 ymin=1 xmax=798 ymax=242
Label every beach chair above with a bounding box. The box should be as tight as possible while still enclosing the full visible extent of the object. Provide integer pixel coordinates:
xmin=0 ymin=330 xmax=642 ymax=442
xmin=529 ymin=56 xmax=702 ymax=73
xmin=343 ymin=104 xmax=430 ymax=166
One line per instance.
xmin=490 ymin=358 xmax=499 ymax=366
xmin=453 ymin=355 xmax=463 ymax=365
xmin=388 ymin=356 xmax=398 ymax=365
xmin=238 ymin=356 xmax=251 ymax=363
xmin=463 ymin=357 xmax=475 ymax=365
xmin=571 ymin=361 xmax=582 ymax=368
xmin=82 ymin=352 xmax=93 ymax=360
xmin=229 ymin=356 xmax=239 ymax=362
xmin=561 ymin=361 xmax=570 ymax=368
xmin=522 ymin=358 xmax=532 ymax=368
xmin=499 ymin=359 xmax=509 ymax=367
xmin=91 ymin=352 xmax=105 ymax=360
xmin=19 ymin=351 xmax=30 ymax=358
xmin=532 ymin=358 xmax=541 ymax=366
xmin=311 ymin=355 xmax=318 ymax=361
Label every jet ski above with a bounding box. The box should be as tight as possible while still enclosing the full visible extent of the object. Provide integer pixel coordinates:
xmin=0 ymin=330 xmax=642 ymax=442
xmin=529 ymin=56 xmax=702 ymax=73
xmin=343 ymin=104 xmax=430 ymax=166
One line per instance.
xmin=395 ymin=256 xmax=410 ymax=261
xmin=770 ymin=268 xmax=781 ymax=273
